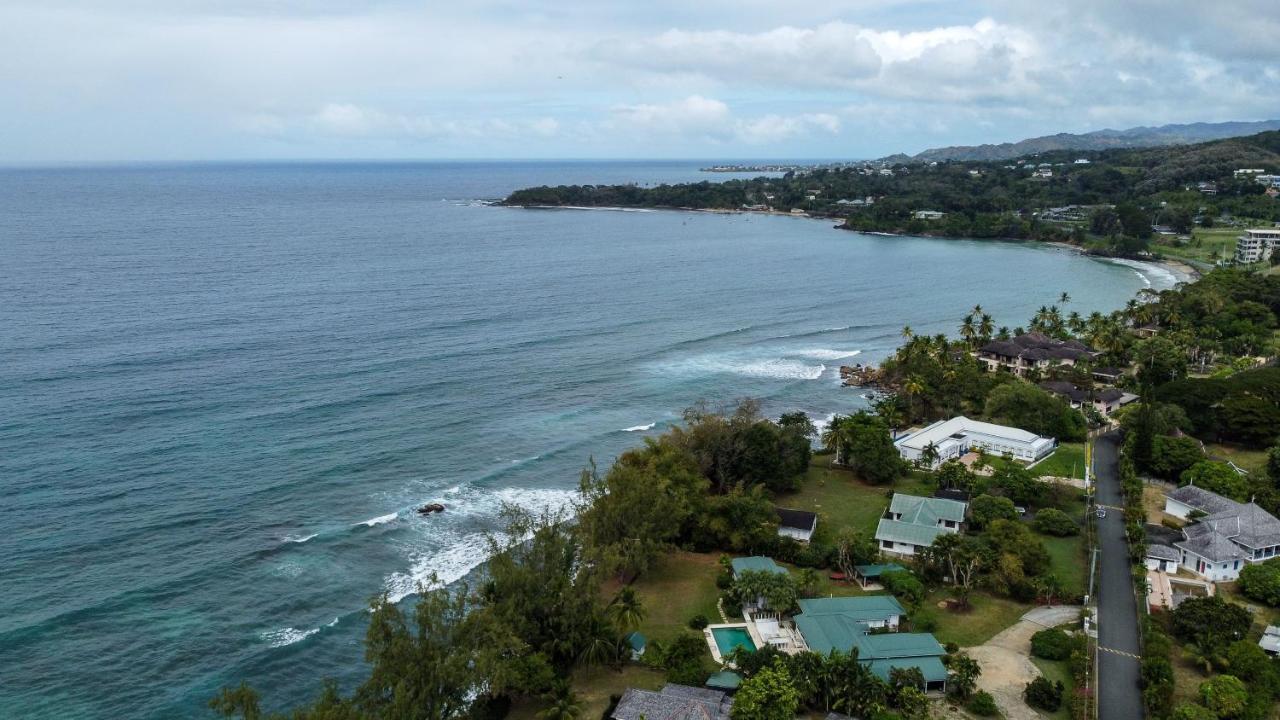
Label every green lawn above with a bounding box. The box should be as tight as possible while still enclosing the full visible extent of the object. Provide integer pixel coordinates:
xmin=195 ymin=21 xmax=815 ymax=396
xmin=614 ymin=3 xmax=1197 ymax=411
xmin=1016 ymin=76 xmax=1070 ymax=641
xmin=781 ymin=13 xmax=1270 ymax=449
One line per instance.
xmin=1034 ymin=443 xmax=1087 ymax=480
xmin=1042 ymin=534 xmax=1088 ymax=598
xmin=779 ymin=454 xmax=897 ymax=539
xmin=914 ymin=590 xmax=1030 ymax=647
xmin=624 ymin=551 xmax=724 ymax=644
xmin=1152 ymin=227 xmax=1241 ymax=267
xmin=1204 ymin=443 xmax=1272 ymax=476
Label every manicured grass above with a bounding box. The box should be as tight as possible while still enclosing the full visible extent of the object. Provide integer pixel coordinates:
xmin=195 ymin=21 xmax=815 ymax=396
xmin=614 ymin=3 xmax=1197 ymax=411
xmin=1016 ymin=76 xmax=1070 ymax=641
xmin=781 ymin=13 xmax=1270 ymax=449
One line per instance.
xmin=779 ymin=455 xmax=896 ymax=539
xmin=915 ymin=590 xmax=1030 ymax=647
xmin=1042 ymin=534 xmax=1088 ymax=598
xmin=1153 ymin=227 xmax=1242 ymax=266
xmin=626 ymin=551 xmax=724 ymax=645
xmin=507 ymin=665 xmax=665 ymax=720
xmin=1034 ymin=443 xmax=1087 ymax=480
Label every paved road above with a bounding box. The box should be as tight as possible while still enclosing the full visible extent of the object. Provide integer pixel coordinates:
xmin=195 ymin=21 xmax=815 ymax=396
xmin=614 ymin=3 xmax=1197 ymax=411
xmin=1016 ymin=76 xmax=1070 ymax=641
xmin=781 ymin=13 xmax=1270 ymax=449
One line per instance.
xmin=1093 ymin=431 xmax=1145 ymax=720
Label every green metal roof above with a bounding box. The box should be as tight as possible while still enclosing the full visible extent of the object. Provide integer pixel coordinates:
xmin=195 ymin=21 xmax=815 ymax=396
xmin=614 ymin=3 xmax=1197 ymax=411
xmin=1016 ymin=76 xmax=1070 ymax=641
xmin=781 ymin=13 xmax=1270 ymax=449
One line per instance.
xmin=854 ymin=563 xmax=907 ymax=579
xmin=730 ymin=556 xmax=786 ymax=576
xmin=889 ymin=493 xmax=967 ymax=523
xmin=875 ymin=518 xmax=948 ymax=547
xmin=797 ymin=595 xmax=905 ymax=620
xmin=625 ymin=631 xmax=646 ymax=651
xmin=705 ymin=671 xmax=742 ymax=690
xmin=866 ymin=656 xmax=949 ymax=683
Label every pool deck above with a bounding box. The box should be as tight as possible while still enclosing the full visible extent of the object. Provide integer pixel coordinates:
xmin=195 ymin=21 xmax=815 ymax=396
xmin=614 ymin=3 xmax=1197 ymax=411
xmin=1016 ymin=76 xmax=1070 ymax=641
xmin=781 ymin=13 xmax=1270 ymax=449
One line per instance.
xmin=705 ymin=623 xmax=754 ymax=665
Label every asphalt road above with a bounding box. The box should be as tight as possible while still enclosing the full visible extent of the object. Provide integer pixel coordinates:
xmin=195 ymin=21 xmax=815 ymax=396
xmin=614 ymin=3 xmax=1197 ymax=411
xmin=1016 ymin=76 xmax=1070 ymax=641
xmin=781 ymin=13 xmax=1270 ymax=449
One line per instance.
xmin=1092 ymin=431 xmax=1145 ymax=720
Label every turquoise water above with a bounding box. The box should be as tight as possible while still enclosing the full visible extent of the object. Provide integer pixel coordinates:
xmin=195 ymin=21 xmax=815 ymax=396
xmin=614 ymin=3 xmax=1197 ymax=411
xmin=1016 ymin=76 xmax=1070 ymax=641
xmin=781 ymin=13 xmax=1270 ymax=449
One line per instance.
xmin=0 ymin=161 xmax=1178 ymax=718
xmin=712 ymin=626 xmax=758 ymax=654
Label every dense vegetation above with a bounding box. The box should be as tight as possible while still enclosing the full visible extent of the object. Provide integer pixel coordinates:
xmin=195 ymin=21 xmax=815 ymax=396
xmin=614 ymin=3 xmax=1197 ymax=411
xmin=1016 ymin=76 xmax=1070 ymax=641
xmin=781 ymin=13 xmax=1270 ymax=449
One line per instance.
xmin=505 ymin=131 xmax=1280 ymax=255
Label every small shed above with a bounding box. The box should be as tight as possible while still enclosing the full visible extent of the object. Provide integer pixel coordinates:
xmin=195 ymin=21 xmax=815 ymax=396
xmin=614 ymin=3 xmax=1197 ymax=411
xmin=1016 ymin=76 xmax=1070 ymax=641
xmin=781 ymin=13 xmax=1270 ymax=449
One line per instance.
xmin=776 ymin=507 xmax=818 ymax=544
xmin=1145 ymin=544 xmax=1180 ymax=573
xmin=854 ymin=563 xmax=908 ymax=588
xmin=624 ymin=631 xmax=646 ymax=660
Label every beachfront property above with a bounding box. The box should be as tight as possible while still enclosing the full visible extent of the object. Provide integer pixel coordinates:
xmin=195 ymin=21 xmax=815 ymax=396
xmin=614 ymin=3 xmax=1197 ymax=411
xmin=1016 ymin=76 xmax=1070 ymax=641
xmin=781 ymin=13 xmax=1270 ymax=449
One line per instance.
xmin=976 ymin=332 xmax=1099 ymax=376
xmin=875 ymin=493 xmax=967 ymax=556
xmin=775 ymin=507 xmax=818 ymax=544
xmin=894 ymin=415 xmax=1056 ymax=468
xmin=1039 ymin=380 xmax=1138 ymax=417
xmin=912 ymin=210 xmax=944 ymax=220
xmin=612 ymin=684 xmax=733 ymax=720
xmin=1235 ymin=228 xmax=1280 ymax=264
xmin=1164 ymin=485 xmax=1280 ymax=582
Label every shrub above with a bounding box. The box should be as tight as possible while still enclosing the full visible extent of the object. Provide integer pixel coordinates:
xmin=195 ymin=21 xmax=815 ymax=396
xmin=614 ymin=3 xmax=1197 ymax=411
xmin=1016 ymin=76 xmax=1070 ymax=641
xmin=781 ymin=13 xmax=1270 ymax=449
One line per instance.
xmin=970 ymin=494 xmax=1020 ymax=530
xmin=1238 ymin=558 xmax=1280 ymax=607
xmin=966 ymin=691 xmax=999 ymax=717
xmin=688 ymin=614 xmax=709 ymax=630
xmin=880 ymin=570 xmax=925 ymax=608
xmin=1033 ymin=508 xmax=1079 ymax=536
xmin=1031 ymin=628 xmax=1074 ymax=661
xmin=1171 ymin=703 xmax=1218 ymax=720
xmin=1199 ymin=675 xmax=1247 ymax=719
xmin=1024 ymin=677 xmax=1063 ymax=712
xmin=662 ymin=635 xmax=710 ymax=686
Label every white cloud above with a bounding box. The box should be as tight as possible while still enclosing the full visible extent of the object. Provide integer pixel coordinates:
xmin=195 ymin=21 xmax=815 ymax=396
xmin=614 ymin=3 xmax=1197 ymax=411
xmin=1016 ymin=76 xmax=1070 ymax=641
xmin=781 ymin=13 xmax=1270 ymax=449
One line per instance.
xmin=606 ymin=95 xmax=840 ymax=144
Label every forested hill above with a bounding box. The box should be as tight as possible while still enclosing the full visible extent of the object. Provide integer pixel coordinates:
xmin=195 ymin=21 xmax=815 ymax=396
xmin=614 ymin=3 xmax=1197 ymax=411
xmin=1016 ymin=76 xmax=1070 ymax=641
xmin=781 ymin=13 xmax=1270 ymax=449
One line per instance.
xmin=503 ymin=131 xmax=1280 ymax=251
xmin=880 ymin=119 xmax=1280 ymax=164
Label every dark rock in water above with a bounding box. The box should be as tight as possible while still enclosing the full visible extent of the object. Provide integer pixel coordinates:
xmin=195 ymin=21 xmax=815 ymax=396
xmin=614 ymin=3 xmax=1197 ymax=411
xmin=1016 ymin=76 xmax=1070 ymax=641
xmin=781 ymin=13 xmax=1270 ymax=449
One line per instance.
xmin=417 ymin=503 xmax=446 ymax=515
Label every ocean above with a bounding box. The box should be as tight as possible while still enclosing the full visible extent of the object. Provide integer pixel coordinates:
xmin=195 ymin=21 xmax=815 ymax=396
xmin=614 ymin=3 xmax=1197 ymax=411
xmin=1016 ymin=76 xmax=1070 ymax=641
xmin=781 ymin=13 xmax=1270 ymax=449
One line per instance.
xmin=0 ymin=161 xmax=1182 ymax=718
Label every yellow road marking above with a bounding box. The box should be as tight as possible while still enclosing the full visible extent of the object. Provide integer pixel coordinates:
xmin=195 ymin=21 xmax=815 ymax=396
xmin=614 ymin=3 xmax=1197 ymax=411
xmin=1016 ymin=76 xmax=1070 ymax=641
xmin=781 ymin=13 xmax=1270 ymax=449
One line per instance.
xmin=1098 ymin=646 xmax=1141 ymax=660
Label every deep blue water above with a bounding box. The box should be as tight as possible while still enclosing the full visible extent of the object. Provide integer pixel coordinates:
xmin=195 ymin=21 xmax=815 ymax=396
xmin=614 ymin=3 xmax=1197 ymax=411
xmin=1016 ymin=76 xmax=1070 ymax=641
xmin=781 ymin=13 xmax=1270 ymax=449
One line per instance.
xmin=0 ymin=161 xmax=1180 ymax=718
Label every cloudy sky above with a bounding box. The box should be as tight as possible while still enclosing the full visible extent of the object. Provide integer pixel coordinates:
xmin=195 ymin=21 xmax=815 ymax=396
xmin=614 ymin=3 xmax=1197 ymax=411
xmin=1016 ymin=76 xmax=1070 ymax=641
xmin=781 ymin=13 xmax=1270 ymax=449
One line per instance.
xmin=2 ymin=0 xmax=1278 ymax=163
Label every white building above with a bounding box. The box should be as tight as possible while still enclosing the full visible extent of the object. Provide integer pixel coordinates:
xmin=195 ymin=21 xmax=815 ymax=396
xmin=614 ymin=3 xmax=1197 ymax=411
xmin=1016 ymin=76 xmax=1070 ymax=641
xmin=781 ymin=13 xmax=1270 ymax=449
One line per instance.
xmin=912 ymin=210 xmax=944 ymax=220
xmin=894 ymin=416 xmax=1056 ymax=468
xmin=1164 ymin=486 xmax=1280 ymax=582
xmin=1074 ymin=158 xmax=1091 ymax=165
xmin=1236 ymin=228 xmax=1280 ymax=264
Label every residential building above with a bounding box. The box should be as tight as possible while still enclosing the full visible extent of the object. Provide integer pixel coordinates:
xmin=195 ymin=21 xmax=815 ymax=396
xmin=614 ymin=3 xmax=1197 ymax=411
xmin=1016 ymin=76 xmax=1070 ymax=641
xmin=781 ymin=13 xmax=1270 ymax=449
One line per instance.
xmin=775 ymin=507 xmax=818 ymax=543
xmin=1033 ymin=167 xmax=1053 ymax=178
xmin=793 ymin=596 xmax=948 ymax=691
xmin=1261 ymin=627 xmax=1280 ymax=657
xmin=1039 ymin=381 xmax=1138 ymax=417
xmin=1256 ymin=174 xmax=1280 ymax=188
xmin=1235 ymin=228 xmax=1280 ymax=264
xmin=1091 ymin=366 xmax=1125 ymax=383
xmin=612 ymin=685 xmax=733 ymax=720
xmin=1164 ymin=485 xmax=1280 ymax=582
xmin=1197 ymin=181 xmax=1218 ymax=194
xmin=913 ymin=210 xmax=945 ymax=220
xmin=875 ymin=493 xmax=967 ymax=556
xmin=730 ymin=556 xmax=786 ymax=577
xmin=894 ymin=416 xmax=1056 ymax=468
xmin=1074 ymin=158 xmax=1091 ymax=164
xmin=977 ymin=332 xmax=1098 ymax=376
xmin=1145 ymin=545 xmax=1180 ymax=573
xmin=1235 ymin=168 xmax=1266 ymax=177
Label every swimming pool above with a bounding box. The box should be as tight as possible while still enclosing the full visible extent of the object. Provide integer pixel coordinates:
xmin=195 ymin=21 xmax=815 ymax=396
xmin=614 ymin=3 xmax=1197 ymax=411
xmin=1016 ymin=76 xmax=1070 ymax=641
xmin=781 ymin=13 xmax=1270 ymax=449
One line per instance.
xmin=710 ymin=626 xmax=757 ymax=655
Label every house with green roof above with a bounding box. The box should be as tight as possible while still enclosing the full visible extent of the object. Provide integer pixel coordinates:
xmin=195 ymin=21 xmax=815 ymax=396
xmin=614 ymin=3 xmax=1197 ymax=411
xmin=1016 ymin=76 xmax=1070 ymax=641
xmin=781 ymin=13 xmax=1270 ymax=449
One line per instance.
xmin=730 ymin=556 xmax=787 ymax=577
xmin=875 ymin=493 xmax=967 ymax=557
xmin=792 ymin=595 xmax=948 ymax=692
xmin=853 ymin=563 xmax=908 ymax=589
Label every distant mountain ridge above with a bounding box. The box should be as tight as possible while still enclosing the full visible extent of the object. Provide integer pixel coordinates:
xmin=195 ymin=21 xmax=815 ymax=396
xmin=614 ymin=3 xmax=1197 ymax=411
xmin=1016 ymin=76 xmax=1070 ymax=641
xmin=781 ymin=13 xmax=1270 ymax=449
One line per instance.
xmin=881 ymin=119 xmax=1280 ymax=164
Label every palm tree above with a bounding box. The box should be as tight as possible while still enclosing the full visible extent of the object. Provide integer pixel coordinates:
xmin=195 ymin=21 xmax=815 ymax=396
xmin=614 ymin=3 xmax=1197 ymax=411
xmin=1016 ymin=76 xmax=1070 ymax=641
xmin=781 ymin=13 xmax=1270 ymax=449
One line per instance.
xmin=903 ymin=375 xmax=926 ymax=420
xmin=901 ymin=325 xmax=914 ymax=340
xmin=607 ymin=587 xmax=645 ymax=631
xmin=959 ymin=314 xmax=977 ymax=347
xmin=978 ymin=313 xmax=994 ymax=342
xmin=1059 ymin=291 xmax=1071 ymax=305
xmin=537 ymin=686 xmax=583 ymax=720
xmin=822 ymin=416 xmax=853 ymax=464
xmin=920 ymin=442 xmax=940 ymax=469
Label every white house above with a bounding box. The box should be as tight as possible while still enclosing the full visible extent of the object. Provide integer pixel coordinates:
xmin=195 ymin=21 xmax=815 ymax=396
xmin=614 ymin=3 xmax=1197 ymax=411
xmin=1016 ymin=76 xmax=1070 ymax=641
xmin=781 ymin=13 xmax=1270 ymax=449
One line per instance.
xmin=1145 ymin=545 xmax=1180 ymax=573
xmin=913 ymin=210 xmax=944 ymax=220
xmin=874 ymin=494 xmax=967 ymax=556
xmin=894 ymin=416 xmax=1056 ymax=468
xmin=776 ymin=507 xmax=818 ymax=544
xmin=1164 ymin=485 xmax=1280 ymax=582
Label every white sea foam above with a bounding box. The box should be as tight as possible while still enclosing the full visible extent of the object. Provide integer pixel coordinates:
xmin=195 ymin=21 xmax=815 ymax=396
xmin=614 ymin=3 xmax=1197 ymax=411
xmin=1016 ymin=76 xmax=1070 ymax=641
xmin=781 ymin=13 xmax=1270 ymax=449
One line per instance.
xmin=621 ymin=422 xmax=656 ymax=432
xmin=284 ymin=533 xmax=317 ymax=543
xmin=261 ymin=626 xmax=319 ymax=648
xmin=658 ymin=355 xmax=826 ymax=380
xmin=381 ymin=486 xmax=578 ymax=603
xmin=795 ymin=348 xmax=862 ymax=360
xmin=1101 ymin=258 xmax=1182 ymax=291
xmin=359 ymin=512 xmax=398 ymax=527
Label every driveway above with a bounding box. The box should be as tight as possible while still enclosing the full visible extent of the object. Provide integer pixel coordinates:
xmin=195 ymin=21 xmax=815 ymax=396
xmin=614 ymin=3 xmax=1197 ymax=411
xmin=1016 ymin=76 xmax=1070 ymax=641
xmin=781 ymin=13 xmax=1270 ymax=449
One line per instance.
xmin=1093 ymin=432 xmax=1145 ymax=720
xmin=965 ymin=605 xmax=1081 ymax=720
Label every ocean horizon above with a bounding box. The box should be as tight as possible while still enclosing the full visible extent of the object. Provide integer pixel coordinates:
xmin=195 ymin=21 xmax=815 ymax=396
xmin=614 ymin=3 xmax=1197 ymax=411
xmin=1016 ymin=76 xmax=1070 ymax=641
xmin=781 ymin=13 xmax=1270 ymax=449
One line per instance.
xmin=0 ymin=160 xmax=1184 ymax=718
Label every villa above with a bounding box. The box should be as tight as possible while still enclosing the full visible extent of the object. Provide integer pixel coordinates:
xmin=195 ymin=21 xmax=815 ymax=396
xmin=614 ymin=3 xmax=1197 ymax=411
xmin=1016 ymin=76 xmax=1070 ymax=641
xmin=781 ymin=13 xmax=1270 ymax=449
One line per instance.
xmin=792 ymin=596 xmax=948 ymax=691
xmin=612 ymin=685 xmax=733 ymax=720
xmin=1164 ymin=485 xmax=1280 ymax=582
xmin=1040 ymin=381 xmax=1138 ymax=417
xmin=875 ymin=493 xmax=967 ymax=556
xmin=894 ymin=416 xmax=1056 ymax=468
xmin=977 ymin=332 xmax=1098 ymax=376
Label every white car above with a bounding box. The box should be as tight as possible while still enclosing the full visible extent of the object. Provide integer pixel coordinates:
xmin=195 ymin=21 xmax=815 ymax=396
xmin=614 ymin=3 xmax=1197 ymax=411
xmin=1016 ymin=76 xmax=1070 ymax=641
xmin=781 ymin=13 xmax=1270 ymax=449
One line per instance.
xmin=1096 ymin=507 xmax=1107 ymax=519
